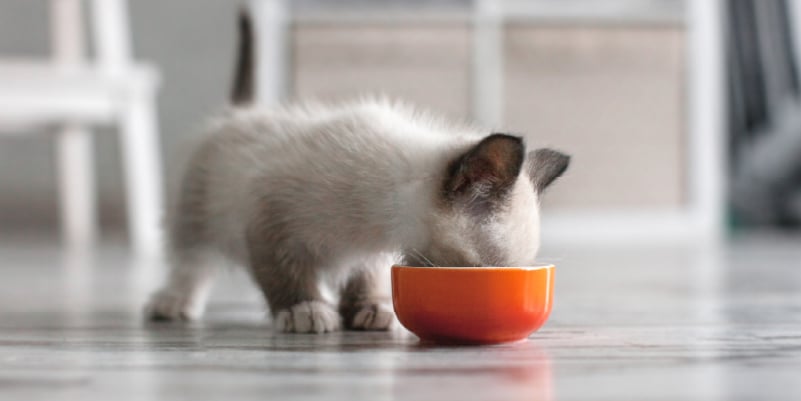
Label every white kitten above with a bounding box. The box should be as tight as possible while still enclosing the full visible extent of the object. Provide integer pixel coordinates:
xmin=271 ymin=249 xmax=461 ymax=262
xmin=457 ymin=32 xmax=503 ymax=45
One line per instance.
xmin=145 ymin=11 xmax=569 ymax=333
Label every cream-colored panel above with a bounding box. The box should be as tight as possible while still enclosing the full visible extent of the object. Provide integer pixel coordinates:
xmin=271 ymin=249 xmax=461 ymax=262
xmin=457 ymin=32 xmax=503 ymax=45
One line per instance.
xmin=292 ymin=23 xmax=471 ymax=119
xmin=505 ymin=25 xmax=686 ymax=210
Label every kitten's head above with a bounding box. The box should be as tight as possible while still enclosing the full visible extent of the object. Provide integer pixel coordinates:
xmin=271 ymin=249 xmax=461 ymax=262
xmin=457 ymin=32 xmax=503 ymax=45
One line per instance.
xmin=409 ymin=134 xmax=569 ymax=267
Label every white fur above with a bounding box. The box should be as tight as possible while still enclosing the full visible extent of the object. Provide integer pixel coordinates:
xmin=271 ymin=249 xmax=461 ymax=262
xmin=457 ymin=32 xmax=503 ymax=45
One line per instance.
xmin=274 ymin=301 xmax=341 ymax=333
xmin=146 ymin=99 xmax=544 ymax=329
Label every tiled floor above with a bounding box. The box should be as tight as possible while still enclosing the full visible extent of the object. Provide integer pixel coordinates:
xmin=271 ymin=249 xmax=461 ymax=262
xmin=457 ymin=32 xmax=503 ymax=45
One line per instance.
xmin=1 ymin=234 xmax=800 ymax=400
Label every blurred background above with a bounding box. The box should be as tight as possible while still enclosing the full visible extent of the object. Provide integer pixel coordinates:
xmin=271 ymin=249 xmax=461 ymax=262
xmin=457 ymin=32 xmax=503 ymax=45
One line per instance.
xmin=0 ymin=0 xmax=798 ymax=253
xmin=3 ymin=3 xmax=801 ymax=400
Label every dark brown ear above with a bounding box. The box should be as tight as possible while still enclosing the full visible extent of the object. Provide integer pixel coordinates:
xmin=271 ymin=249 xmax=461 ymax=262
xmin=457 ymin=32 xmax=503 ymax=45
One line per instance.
xmin=528 ymin=148 xmax=570 ymax=193
xmin=444 ymin=134 xmax=525 ymax=206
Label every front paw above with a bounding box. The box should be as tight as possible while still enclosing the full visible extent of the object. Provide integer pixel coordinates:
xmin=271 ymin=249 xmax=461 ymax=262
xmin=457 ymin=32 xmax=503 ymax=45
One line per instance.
xmin=274 ymin=301 xmax=341 ymax=333
xmin=345 ymin=303 xmax=395 ymax=331
xmin=145 ymin=289 xmax=203 ymax=321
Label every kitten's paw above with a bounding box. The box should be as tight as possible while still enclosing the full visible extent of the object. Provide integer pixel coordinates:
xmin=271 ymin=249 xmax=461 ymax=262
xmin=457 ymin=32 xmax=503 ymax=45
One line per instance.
xmin=275 ymin=301 xmax=341 ymax=333
xmin=347 ymin=303 xmax=395 ymax=331
xmin=145 ymin=289 xmax=203 ymax=321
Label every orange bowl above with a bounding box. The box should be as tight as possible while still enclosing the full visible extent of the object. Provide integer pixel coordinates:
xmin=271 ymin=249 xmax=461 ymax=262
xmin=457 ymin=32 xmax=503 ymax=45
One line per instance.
xmin=391 ymin=264 xmax=554 ymax=344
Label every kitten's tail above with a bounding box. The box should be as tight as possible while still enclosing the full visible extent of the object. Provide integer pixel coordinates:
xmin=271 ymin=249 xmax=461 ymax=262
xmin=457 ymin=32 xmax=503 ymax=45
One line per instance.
xmin=230 ymin=8 xmax=255 ymax=106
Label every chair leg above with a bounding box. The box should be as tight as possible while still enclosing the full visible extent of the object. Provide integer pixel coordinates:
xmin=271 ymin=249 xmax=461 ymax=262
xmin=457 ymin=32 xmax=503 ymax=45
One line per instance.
xmin=57 ymin=123 xmax=97 ymax=250
xmin=119 ymin=92 xmax=164 ymax=257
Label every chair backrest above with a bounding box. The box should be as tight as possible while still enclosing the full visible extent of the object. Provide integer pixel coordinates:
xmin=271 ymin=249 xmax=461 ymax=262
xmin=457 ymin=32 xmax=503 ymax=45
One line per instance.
xmin=50 ymin=0 xmax=133 ymax=73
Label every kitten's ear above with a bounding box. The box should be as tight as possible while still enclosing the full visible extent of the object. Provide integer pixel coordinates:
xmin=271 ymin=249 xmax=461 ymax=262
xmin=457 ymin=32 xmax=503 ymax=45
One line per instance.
xmin=528 ymin=148 xmax=570 ymax=193
xmin=444 ymin=133 xmax=525 ymax=204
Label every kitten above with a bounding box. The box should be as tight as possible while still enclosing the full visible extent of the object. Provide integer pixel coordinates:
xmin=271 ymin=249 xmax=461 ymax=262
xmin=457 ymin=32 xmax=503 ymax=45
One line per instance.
xmin=145 ymin=11 xmax=570 ymax=333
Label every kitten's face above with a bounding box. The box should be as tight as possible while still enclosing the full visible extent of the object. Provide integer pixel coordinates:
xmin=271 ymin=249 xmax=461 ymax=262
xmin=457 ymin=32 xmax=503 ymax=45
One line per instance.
xmin=408 ymin=135 xmax=569 ymax=268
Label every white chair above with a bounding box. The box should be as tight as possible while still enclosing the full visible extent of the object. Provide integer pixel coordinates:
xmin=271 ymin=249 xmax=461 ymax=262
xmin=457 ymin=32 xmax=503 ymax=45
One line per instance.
xmin=0 ymin=0 xmax=164 ymax=256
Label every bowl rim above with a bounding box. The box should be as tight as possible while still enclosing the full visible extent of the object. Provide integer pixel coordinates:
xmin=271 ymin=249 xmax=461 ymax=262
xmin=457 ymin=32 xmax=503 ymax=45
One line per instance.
xmin=391 ymin=264 xmax=554 ymax=271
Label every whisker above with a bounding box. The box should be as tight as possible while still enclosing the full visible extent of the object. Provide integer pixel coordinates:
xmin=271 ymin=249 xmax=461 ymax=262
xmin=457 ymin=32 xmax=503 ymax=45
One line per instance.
xmin=413 ymin=250 xmax=431 ymax=267
xmin=406 ymin=248 xmax=423 ymax=266
xmin=410 ymin=248 xmax=436 ymax=268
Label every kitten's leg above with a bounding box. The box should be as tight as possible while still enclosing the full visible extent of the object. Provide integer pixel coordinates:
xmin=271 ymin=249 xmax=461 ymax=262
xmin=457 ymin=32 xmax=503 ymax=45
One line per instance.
xmin=247 ymin=232 xmax=340 ymax=333
xmin=145 ymin=249 xmax=218 ymax=321
xmin=339 ymin=262 xmax=395 ymax=331
xmin=145 ymin=159 xmax=217 ymax=321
